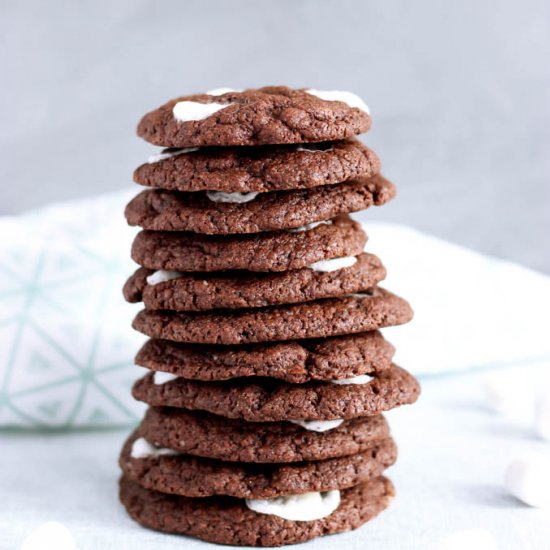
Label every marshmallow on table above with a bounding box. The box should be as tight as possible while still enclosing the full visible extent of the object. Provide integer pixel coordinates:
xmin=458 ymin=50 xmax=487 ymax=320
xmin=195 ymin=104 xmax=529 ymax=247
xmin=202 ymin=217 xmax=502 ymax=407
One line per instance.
xmin=484 ymin=375 xmax=550 ymax=438
xmin=436 ymin=528 xmax=497 ymax=550
xmin=483 ymin=376 xmax=537 ymax=423
xmin=505 ymin=454 xmax=550 ymax=508
xmin=21 ymin=521 xmax=77 ymax=550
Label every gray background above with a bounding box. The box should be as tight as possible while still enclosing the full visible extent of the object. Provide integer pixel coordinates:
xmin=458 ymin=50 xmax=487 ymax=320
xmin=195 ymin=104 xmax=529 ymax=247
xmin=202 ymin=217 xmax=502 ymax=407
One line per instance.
xmin=1 ymin=0 xmax=549 ymax=272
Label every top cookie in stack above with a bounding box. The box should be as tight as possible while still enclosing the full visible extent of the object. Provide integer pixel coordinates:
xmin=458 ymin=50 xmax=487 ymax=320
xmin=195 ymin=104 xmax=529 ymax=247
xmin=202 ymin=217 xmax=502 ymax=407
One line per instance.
xmin=119 ymin=86 xmax=420 ymax=547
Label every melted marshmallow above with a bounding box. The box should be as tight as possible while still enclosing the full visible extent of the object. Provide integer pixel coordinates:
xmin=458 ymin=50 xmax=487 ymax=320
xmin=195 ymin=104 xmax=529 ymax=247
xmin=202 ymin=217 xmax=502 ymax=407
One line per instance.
xmin=330 ymin=374 xmax=374 ymax=385
xmin=308 ymin=256 xmax=357 ymax=272
xmin=130 ymin=437 xmax=179 ymax=459
xmin=206 ymin=191 xmax=259 ymax=203
xmin=153 ymin=371 xmax=179 ymax=385
xmin=289 ymin=419 xmax=344 ymax=432
xmin=173 ymin=101 xmax=232 ymax=122
xmin=146 ymin=270 xmax=183 ymax=285
xmin=147 ymin=147 xmax=199 ymax=164
xmin=306 ymin=89 xmax=370 ymax=114
xmin=296 ymin=143 xmax=334 ymax=153
xmin=288 ymin=220 xmax=332 ymax=233
xmin=246 ymin=490 xmax=341 ymax=521
xmin=206 ymin=87 xmax=241 ymax=96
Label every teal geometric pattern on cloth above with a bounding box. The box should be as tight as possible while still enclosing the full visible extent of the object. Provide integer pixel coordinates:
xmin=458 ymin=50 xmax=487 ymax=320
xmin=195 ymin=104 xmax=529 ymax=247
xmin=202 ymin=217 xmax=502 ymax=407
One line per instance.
xmin=0 ymin=190 xmax=145 ymax=428
xmin=3 ymin=190 xmax=550 ymax=428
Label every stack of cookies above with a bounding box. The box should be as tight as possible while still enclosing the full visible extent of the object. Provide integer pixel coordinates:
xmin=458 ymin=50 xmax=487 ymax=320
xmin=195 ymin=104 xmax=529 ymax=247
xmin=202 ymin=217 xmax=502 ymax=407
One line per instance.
xmin=119 ymin=86 xmax=420 ymax=546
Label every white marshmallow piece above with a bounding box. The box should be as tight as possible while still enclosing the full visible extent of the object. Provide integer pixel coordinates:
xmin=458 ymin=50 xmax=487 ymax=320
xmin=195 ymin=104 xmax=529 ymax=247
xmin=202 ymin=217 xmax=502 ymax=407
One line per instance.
xmin=308 ymin=256 xmax=357 ymax=272
xmin=146 ymin=270 xmax=183 ymax=286
xmin=289 ymin=419 xmax=344 ymax=432
xmin=288 ymin=220 xmax=331 ymax=233
xmin=147 ymin=147 xmax=199 ymax=164
xmin=437 ymin=528 xmax=497 ymax=550
xmin=505 ymin=454 xmax=550 ymax=507
xmin=153 ymin=371 xmax=179 ymax=385
xmin=246 ymin=490 xmax=340 ymax=521
xmin=306 ymin=89 xmax=370 ymax=114
xmin=296 ymin=144 xmax=334 ymax=153
xmin=131 ymin=437 xmax=179 ymax=459
xmin=483 ymin=377 xmax=537 ymax=424
xmin=330 ymin=374 xmax=374 ymax=385
xmin=173 ymin=101 xmax=231 ymax=122
xmin=21 ymin=522 xmax=77 ymax=550
xmin=206 ymin=191 xmax=259 ymax=203
xmin=535 ymin=395 xmax=550 ymax=441
xmin=206 ymin=87 xmax=241 ymax=96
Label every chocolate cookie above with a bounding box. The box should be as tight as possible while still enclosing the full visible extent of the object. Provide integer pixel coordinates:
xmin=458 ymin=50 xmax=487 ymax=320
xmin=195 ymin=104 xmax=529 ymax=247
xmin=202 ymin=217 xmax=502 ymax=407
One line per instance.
xmin=132 ymin=288 xmax=413 ymax=345
xmin=137 ymin=86 xmax=371 ymax=147
xmin=132 ymin=365 xmax=419 ymax=422
xmin=126 ymin=174 xmax=393 ymax=235
xmin=120 ymin=476 xmax=393 ymax=546
xmin=133 ymin=140 xmax=380 ymax=194
xmin=131 ymin=215 xmax=366 ymax=273
xmin=135 ymin=331 xmax=395 ymax=384
xmin=120 ymin=429 xmax=396 ymax=498
xmin=140 ymin=407 xmax=390 ymax=463
xmin=124 ymin=253 xmax=386 ymax=311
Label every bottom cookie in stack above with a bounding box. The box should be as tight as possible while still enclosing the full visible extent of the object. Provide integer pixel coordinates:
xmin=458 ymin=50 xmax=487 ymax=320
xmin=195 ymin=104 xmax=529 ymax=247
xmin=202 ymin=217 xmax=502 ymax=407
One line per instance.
xmin=120 ymin=478 xmax=394 ymax=547
xmin=119 ymin=408 xmax=398 ymax=546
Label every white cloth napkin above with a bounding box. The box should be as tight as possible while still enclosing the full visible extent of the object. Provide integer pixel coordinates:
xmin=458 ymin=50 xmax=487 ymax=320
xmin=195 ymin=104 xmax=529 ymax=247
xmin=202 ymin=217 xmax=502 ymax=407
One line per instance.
xmin=359 ymin=218 xmax=550 ymax=377
xmin=0 ymin=190 xmax=549 ymax=428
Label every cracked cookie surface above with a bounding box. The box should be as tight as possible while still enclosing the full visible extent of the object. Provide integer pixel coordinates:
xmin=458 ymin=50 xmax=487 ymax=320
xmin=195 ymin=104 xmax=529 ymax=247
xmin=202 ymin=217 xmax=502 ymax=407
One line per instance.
xmin=119 ymin=476 xmax=394 ymax=546
xmin=133 ymin=365 xmax=420 ymax=421
xmin=120 ymin=429 xmax=396 ymax=498
xmin=134 ymin=139 xmax=380 ymax=193
xmin=134 ymin=331 xmax=395 ymax=384
xmin=140 ymin=407 xmax=391 ymax=463
xmin=132 ymin=288 xmax=413 ymax=345
xmin=137 ymin=86 xmax=371 ymax=147
xmin=131 ymin=215 xmax=366 ymax=272
xmin=124 ymin=253 xmax=386 ymax=311
xmin=126 ymin=174 xmax=394 ymax=234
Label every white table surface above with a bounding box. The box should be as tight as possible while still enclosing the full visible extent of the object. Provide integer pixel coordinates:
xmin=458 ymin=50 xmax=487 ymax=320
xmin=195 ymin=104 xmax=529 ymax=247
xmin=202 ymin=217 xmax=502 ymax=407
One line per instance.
xmin=2 ymin=362 xmax=549 ymax=550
